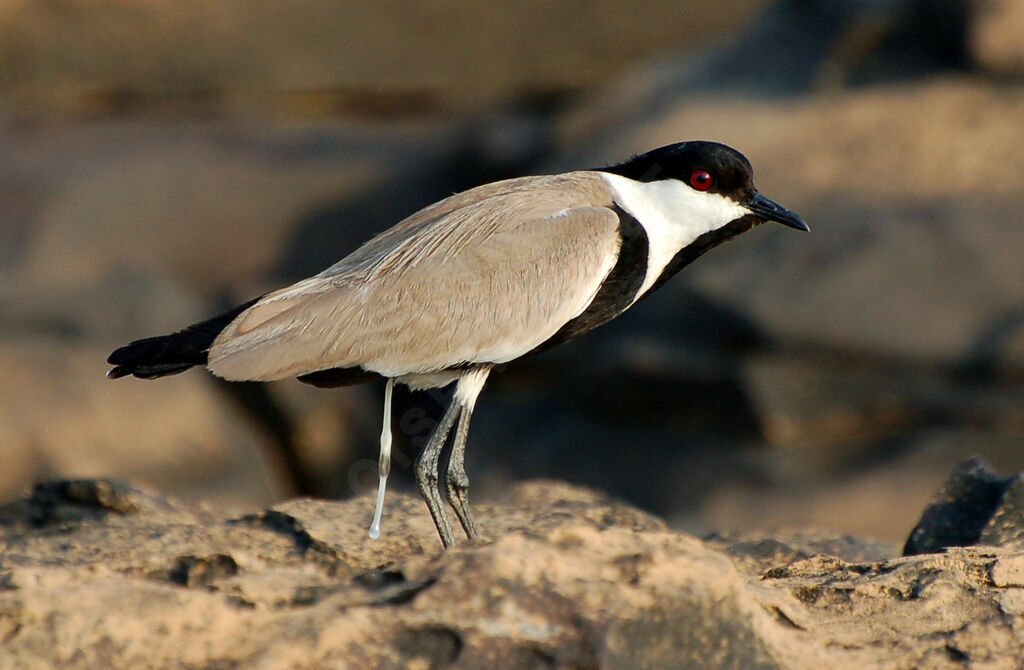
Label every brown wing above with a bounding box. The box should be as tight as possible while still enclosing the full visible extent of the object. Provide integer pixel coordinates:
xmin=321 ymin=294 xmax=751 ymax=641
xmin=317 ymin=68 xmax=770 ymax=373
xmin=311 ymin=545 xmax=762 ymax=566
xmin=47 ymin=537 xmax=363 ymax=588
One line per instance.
xmin=207 ymin=172 xmax=622 ymax=381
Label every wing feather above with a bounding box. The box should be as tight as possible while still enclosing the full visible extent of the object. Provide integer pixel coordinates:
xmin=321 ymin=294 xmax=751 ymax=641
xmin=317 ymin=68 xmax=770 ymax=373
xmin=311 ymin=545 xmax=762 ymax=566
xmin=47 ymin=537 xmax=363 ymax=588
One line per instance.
xmin=208 ymin=172 xmax=622 ymax=381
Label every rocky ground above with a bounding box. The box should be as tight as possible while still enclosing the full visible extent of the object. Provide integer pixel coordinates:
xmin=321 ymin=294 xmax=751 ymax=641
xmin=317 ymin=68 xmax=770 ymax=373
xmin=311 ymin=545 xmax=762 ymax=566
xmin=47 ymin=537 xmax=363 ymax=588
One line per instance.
xmin=2 ymin=463 xmax=1023 ymax=669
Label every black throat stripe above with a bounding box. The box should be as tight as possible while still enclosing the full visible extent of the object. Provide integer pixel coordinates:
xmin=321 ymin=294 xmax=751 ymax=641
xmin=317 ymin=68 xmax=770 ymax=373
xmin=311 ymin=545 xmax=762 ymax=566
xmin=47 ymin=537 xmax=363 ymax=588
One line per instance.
xmin=532 ymin=205 xmax=650 ymax=354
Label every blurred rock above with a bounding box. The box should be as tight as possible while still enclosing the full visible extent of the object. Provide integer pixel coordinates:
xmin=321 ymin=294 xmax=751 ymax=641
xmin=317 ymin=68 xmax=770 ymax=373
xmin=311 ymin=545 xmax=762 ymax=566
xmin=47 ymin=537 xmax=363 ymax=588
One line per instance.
xmin=0 ymin=1 xmax=764 ymax=115
xmin=739 ymin=352 xmax=940 ymax=448
xmin=740 ymin=351 xmax=1024 ymax=448
xmin=2 ymin=114 xmax=555 ymax=291
xmin=0 ymin=331 xmax=281 ymax=510
xmin=0 ymin=267 xmax=205 ymax=343
xmin=560 ymin=78 xmax=1024 ymax=203
xmin=2 ymin=479 xmax=1023 ymax=668
xmin=662 ymin=197 xmax=1024 ymax=370
xmin=3 ymin=121 xmax=442 ymax=293
xmin=970 ymin=0 xmax=1024 ymax=76
xmin=556 ymin=0 xmax=977 ymax=145
xmin=904 ymin=457 xmax=1024 ymax=555
xmin=686 ymin=429 xmax=1024 ymax=543
xmin=0 ymin=270 xmax=285 ymax=509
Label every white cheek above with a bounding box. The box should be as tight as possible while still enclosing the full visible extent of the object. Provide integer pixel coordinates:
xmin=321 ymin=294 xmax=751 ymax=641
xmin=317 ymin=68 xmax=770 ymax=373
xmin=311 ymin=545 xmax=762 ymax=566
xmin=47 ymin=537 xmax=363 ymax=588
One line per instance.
xmin=600 ymin=172 xmax=749 ymax=299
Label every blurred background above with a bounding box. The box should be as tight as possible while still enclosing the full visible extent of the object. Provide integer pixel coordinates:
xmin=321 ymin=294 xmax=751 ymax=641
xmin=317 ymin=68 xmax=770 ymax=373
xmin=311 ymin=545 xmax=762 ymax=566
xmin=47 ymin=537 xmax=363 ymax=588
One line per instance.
xmin=1 ymin=0 xmax=1022 ymax=544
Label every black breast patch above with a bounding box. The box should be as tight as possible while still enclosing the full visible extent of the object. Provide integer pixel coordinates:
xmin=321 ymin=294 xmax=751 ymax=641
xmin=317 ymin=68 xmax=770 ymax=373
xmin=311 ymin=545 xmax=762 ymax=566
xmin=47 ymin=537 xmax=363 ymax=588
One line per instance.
xmin=531 ymin=205 xmax=649 ymax=354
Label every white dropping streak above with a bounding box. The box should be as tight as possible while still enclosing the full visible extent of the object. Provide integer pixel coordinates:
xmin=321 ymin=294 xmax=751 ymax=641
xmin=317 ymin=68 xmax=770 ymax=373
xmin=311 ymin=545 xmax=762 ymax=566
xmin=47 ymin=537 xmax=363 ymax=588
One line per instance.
xmin=368 ymin=377 xmax=395 ymax=540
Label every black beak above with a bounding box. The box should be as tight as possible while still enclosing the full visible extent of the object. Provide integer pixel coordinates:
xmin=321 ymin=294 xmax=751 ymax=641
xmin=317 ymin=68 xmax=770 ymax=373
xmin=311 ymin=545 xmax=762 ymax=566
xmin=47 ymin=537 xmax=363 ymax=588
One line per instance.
xmin=746 ymin=193 xmax=809 ymax=231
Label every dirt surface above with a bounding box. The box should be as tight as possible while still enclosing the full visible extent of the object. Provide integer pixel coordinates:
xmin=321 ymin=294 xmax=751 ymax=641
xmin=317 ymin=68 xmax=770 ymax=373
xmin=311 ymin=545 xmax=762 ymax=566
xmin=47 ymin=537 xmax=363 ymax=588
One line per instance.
xmin=2 ymin=478 xmax=1023 ymax=669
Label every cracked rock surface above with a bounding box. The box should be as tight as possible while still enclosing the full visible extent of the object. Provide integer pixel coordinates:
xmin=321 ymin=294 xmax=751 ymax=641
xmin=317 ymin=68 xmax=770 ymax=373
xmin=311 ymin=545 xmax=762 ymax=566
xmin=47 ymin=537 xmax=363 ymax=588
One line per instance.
xmin=1 ymin=478 xmax=1023 ymax=669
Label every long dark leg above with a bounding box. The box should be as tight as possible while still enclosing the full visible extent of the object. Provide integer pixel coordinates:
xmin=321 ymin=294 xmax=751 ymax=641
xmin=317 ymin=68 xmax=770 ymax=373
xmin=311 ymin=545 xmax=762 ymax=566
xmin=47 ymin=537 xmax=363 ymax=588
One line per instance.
xmin=446 ymin=407 xmax=479 ymax=539
xmin=415 ymin=398 xmax=461 ymax=547
xmin=443 ymin=366 xmax=491 ymax=541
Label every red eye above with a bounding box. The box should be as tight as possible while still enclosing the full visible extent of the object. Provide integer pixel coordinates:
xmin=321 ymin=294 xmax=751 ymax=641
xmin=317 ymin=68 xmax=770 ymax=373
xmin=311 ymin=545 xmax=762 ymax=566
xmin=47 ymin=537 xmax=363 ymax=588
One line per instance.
xmin=689 ymin=169 xmax=713 ymax=191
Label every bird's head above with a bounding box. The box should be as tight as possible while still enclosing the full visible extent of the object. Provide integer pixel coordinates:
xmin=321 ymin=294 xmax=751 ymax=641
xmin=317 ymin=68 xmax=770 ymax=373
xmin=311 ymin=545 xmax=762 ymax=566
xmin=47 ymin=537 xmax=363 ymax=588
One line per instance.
xmin=604 ymin=140 xmax=809 ymax=233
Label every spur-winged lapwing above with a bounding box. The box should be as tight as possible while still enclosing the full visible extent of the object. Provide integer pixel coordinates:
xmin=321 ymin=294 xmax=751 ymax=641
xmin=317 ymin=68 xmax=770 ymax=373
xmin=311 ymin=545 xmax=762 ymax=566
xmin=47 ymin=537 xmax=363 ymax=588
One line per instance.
xmin=107 ymin=140 xmax=808 ymax=547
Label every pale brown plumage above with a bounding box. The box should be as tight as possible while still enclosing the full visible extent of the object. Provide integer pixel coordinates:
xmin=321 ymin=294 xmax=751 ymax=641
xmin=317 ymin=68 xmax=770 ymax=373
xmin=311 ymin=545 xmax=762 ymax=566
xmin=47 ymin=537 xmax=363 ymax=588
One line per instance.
xmin=208 ymin=172 xmax=622 ymax=382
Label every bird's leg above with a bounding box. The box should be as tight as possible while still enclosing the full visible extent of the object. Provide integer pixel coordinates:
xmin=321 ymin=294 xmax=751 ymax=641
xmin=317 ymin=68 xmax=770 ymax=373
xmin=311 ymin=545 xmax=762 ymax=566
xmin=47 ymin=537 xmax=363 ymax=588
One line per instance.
xmin=445 ymin=406 xmax=479 ymax=540
xmin=415 ymin=398 xmax=461 ymax=547
xmin=368 ymin=377 xmax=395 ymax=540
xmin=443 ymin=366 xmax=491 ymax=541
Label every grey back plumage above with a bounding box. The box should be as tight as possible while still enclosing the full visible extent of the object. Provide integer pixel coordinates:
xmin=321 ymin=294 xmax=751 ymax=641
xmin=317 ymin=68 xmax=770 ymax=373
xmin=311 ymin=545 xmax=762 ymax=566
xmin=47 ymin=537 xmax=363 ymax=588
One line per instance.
xmin=208 ymin=172 xmax=623 ymax=381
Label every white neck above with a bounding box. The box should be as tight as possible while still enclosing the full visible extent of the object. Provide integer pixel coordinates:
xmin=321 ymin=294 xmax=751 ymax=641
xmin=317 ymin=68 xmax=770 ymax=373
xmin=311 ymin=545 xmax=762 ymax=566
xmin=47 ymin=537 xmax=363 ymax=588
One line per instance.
xmin=599 ymin=172 xmax=750 ymax=302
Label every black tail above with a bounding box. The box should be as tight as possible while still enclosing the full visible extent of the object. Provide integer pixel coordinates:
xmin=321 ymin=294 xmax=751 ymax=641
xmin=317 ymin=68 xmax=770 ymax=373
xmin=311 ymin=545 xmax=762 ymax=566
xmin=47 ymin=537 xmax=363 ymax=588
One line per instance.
xmin=106 ymin=297 xmax=260 ymax=380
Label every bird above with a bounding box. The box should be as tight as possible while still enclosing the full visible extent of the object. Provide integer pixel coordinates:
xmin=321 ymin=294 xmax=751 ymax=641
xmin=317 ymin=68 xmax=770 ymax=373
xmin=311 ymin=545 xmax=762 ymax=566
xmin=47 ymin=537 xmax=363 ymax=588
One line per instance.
xmin=106 ymin=140 xmax=808 ymax=548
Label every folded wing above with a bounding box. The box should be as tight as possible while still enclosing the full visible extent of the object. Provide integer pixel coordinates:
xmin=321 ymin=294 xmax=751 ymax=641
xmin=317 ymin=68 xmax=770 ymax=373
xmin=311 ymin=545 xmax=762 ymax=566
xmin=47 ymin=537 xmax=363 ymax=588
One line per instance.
xmin=207 ymin=172 xmax=623 ymax=381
